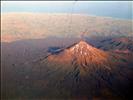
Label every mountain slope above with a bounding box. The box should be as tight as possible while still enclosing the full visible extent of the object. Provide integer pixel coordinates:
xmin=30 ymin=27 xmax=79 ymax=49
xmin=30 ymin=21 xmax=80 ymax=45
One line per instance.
xmin=2 ymin=40 xmax=133 ymax=99
xmin=47 ymin=40 xmax=112 ymax=72
xmin=39 ymin=40 xmax=132 ymax=99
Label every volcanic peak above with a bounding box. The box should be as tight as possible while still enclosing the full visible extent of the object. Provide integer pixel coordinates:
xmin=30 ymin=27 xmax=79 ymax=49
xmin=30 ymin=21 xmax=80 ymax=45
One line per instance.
xmin=48 ymin=40 xmax=109 ymax=68
xmin=69 ymin=40 xmax=96 ymax=55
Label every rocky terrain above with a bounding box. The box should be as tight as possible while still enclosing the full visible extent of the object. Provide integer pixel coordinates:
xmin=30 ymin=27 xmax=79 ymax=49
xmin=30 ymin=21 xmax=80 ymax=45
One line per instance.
xmin=1 ymin=13 xmax=133 ymax=100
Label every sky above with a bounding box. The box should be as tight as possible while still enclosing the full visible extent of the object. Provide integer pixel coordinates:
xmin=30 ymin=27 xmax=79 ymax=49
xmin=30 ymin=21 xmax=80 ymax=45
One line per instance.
xmin=1 ymin=1 xmax=133 ymax=19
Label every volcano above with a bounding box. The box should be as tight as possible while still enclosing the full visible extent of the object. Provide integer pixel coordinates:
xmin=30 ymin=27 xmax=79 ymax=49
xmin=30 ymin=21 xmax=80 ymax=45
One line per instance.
xmin=2 ymin=39 xmax=133 ymax=99
xmin=48 ymin=40 xmax=110 ymax=71
xmin=40 ymin=40 xmax=132 ymax=99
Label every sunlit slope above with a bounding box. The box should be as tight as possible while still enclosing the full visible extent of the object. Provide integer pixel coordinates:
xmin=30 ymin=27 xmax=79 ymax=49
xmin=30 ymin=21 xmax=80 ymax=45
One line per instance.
xmin=1 ymin=13 xmax=133 ymax=42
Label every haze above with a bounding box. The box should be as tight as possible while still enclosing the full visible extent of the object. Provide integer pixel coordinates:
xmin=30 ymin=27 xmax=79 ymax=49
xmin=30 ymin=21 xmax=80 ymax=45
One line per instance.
xmin=2 ymin=1 xmax=133 ymax=19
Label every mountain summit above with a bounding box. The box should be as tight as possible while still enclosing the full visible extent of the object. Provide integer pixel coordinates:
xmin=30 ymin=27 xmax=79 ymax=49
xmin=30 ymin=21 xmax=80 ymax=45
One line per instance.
xmin=69 ymin=40 xmax=108 ymax=66
xmin=48 ymin=40 xmax=109 ymax=68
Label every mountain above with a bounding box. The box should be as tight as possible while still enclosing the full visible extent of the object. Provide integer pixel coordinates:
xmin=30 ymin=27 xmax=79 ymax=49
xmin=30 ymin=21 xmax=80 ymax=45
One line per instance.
xmin=36 ymin=40 xmax=132 ymax=99
xmin=48 ymin=40 xmax=111 ymax=72
xmin=1 ymin=39 xmax=133 ymax=99
xmin=1 ymin=13 xmax=133 ymax=100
